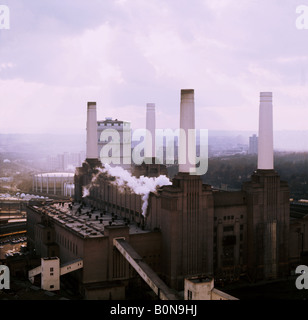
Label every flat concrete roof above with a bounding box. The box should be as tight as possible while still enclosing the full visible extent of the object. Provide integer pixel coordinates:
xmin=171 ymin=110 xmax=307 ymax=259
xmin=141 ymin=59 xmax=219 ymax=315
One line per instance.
xmin=32 ymin=202 xmax=149 ymax=238
xmin=42 ymin=257 xmax=59 ymax=261
xmin=187 ymin=276 xmax=213 ymax=283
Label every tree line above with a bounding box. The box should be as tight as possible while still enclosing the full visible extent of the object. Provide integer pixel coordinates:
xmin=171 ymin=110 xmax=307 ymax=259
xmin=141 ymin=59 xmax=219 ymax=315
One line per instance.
xmin=201 ymin=152 xmax=308 ymax=200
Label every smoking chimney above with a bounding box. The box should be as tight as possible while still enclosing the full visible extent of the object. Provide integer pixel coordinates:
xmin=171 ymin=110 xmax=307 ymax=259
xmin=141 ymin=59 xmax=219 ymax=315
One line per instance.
xmin=257 ymin=92 xmax=274 ymax=170
xmin=145 ymin=103 xmax=156 ymax=160
xmin=86 ymin=102 xmax=98 ymax=159
xmin=179 ymin=89 xmax=196 ymax=174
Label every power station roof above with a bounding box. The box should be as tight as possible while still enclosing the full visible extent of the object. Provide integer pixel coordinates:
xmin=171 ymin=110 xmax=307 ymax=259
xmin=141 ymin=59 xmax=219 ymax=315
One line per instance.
xmin=32 ymin=202 xmax=148 ymax=238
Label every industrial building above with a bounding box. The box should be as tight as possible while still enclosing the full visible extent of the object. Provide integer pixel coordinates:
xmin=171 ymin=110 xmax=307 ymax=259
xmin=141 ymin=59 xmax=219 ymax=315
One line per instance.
xmin=97 ymin=116 xmax=132 ymax=170
xmin=26 ymin=89 xmax=304 ymax=299
xmin=32 ymin=172 xmax=75 ymax=197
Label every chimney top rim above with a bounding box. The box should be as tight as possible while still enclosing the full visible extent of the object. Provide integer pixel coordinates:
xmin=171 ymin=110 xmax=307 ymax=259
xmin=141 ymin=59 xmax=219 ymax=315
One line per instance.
xmin=260 ymin=92 xmax=272 ymax=96
xmin=146 ymin=103 xmax=156 ymax=109
xmin=87 ymin=102 xmax=97 ymax=108
xmin=181 ymin=89 xmax=194 ymax=94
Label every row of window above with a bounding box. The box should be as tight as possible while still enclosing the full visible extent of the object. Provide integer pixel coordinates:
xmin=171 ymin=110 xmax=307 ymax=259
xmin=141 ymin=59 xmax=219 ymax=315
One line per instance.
xmin=56 ymin=233 xmax=78 ymax=255
xmin=214 ymin=233 xmax=245 ymax=244
xmin=214 ymin=224 xmax=244 ymax=233
xmin=214 ymin=215 xmax=244 ymax=221
xmin=35 ymin=227 xmax=44 ymax=241
xmin=99 ymin=122 xmax=123 ymax=126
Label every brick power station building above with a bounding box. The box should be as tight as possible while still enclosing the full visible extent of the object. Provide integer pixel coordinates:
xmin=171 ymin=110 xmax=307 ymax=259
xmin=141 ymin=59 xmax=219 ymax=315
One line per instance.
xmin=26 ymin=90 xmax=291 ymax=300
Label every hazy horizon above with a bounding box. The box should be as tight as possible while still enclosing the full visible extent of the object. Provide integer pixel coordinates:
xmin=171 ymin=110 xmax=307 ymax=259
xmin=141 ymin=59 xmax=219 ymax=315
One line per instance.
xmin=1 ymin=129 xmax=308 ymax=155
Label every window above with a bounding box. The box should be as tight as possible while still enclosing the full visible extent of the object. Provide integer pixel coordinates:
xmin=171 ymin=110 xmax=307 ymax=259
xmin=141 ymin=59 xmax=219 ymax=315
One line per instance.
xmin=223 ymin=235 xmax=236 ymax=246
xmin=187 ymin=290 xmax=193 ymax=300
xmin=223 ymin=226 xmax=234 ymax=232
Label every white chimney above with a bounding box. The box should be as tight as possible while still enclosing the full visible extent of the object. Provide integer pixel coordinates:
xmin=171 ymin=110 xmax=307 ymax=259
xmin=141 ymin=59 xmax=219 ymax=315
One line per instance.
xmin=145 ymin=103 xmax=156 ymax=159
xmin=258 ymin=92 xmax=274 ymax=170
xmin=179 ymin=89 xmax=196 ymax=174
xmin=86 ymin=102 xmax=98 ymax=159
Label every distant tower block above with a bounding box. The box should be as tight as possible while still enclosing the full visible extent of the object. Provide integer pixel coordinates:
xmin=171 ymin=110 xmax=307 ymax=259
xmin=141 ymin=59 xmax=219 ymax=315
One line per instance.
xmin=145 ymin=103 xmax=156 ymax=161
xmin=179 ymin=89 xmax=196 ymax=174
xmin=258 ymin=92 xmax=274 ymax=170
xmin=249 ymin=134 xmax=258 ymax=155
xmin=86 ymin=102 xmax=98 ymax=160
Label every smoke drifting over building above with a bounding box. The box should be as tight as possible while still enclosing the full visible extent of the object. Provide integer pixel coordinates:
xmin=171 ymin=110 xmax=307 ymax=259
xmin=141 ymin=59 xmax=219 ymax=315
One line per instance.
xmin=74 ymin=89 xmax=289 ymax=284
xmin=26 ymin=88 xmax=301 ymax=301
xmin=82 ymin=163 xmax=172 ymax=216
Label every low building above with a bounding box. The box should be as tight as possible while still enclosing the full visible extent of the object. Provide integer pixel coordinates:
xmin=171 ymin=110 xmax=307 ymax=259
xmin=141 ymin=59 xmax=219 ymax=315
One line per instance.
xmin=26 ymin=202 xmax=163 ymax=299
xmin=184 ymin=276 xmax=238 ymax=300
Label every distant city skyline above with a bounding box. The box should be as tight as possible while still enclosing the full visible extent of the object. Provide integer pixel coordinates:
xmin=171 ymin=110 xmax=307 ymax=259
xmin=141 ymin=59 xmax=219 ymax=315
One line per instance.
xmin=0 ymin=1 xmax=308 ymax=136
xmin=2 ymin=129 xmax=308 ymax=155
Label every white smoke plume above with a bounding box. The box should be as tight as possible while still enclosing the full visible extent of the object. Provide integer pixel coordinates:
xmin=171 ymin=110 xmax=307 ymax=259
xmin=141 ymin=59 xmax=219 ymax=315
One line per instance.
xmin=83 ymin=164 xmax=172 ymax=216
xmin=82 ymin=186 xmax=90 ymax=198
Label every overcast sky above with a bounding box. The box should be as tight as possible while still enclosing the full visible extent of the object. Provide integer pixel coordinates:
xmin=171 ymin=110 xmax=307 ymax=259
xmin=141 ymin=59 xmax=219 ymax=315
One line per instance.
xmin=0 ymin=0 xmax=308 ymax=135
